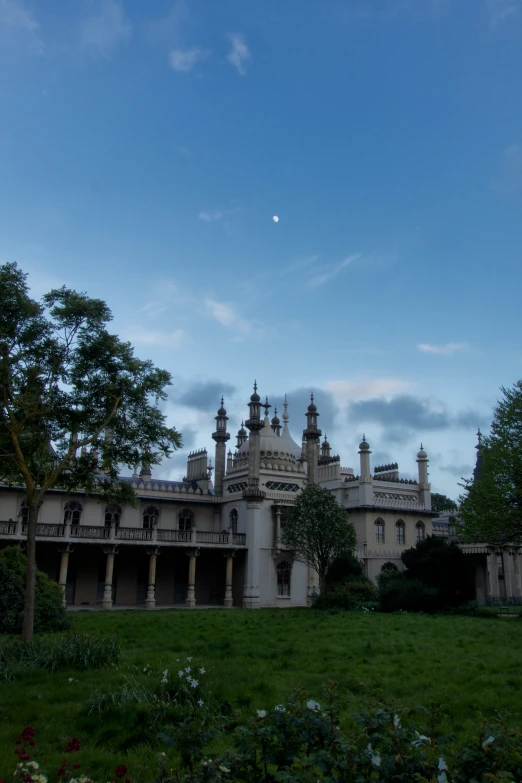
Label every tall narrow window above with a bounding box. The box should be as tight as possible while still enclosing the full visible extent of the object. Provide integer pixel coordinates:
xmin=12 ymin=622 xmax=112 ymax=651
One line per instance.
xmin=105 ymin=504 xmax=122 ymax=528
xmin=396 ymin=519 xmax=405 ymax=545
xmin=64 ymin=501 xmax=82 ymax=525
xmin=277 ymin=560 xmax=291 ymax=597
xmin=179 ymin=508 xmax=194 ymax=532
xmin=143 ymin=506 xmax=159 ymax=529
xmin=229 ymin=508 xmax=238 ymax=534
xmin=19 ymin=500 xmax=29 ymax=526
xmin=375 ymin=518 xmax=385 ymax=544
xmin=416 ymin=521 xmax=425 ymax=542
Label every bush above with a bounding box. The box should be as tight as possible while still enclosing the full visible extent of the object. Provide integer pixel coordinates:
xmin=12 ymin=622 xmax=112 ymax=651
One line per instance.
xmin=0 ymin=546 xmax=71 ymax=634
xmin=325 ymin=552 xmax=366 ymax=588
xmin=0 ymin=633 xmax=119 ymax=679
xmin=401 ymin=536 xmax=476 ymax=607
xmin=377 ymin=571 xmax=441 ymax=613
xmin=313 ymin=579 xmax=378 ymax=611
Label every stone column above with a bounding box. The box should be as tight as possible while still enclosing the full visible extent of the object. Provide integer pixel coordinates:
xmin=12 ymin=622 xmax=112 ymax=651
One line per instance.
xmin=274 ymin=506 xmax=282 ymax=549
xmin=186 ymin=548 xmax=199 ymax=608
xmin=503 ymin=549 xmax=516 ymax=601
xmin=487 ymin=549 xmax=500 ymax=603
xmin=102 ymin=545 xmax=118 ymax=609
xmin=58 ymin=544 xmax=73 ymax=606
xmin=145 ymin=547 xmax=160 ymax=609
xmin=224 ymin=550 xmax=235 ymax=607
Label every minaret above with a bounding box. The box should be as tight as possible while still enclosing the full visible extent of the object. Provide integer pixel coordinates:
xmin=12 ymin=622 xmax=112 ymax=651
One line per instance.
xmin=416 ymin=443 xmax=431 ymax=509
xmin=243 ymin=382 xmax=265 ymax=609
xmin=321 ymin=434 xmax=331 ymax=459
xmin=140 ymin=448 xmax=152 ymax=482
xmin=236 ymin=421 xmax=247 ymax=449
xmin=358 ymin=435 xmax=373 ymax=505
xmin=303 ymin=392 xmax=321 ymax=484
xmin=473 ymin=429 xmax=484 ymax=481
xmin=212 ymin=397 xmax=230 ymax=496
xmin=271 ymin=407 xmax=281 ymax=436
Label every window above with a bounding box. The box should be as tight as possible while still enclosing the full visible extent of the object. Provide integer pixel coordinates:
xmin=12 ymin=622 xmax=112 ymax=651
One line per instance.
xmin=416 ymin=521 xmax=425 ymax=542
xmin=143 ymin=505 xmax=159 ymax=529
xmin=375 ymin=518 xmax=385 ymax=544
xmin=179 ymin=508 xmax=194 ymax=532
xmin=105 ymin=504 xmax=122 ymax=528
xmin=395 ymin=519 xmax=405 ymax=545
xmin=277 ymin=560 xmax=291 ymax=597
xmin=381 ymin=561 xmax=398 ymax=572
xmin=19 ymin=500 xmax=29 ymax=525
xmin=229 ymin=508 xmax=238 ymax=534
xmin=64 ymin=501 xmax=82 ymax=525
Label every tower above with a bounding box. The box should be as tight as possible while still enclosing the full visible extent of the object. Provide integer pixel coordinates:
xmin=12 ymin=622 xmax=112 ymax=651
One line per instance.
xmin=417 ymin=444 xmax=431 ymax=509
xmin=212 ymin=397 xmax=230 ymax=496
xmin=242 ymin=382 xmax=266 ymax=609
xmin=473 ymin=429 xmax=484 ymax=481
xmin=358 ymin=435 xmax=373 ymax=505
xmin=303 ymin=392 xmax=321 ymax=484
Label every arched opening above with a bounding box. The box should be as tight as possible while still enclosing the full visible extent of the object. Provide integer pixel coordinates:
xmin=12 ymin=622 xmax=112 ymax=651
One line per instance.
xmin=143 ymin=505 xmax=159 ymax=529
xmin=395 ymin=519 xmax=405 ymax=545
xmin=375 ymin=517 xmax=385 ymax=544
xmin=179 ymin=508 xmax=194 ymax=532
xmin=64 ymin=501 xmax=83 ymax=526
xmin=105 ymin=504 xmax=122 ymax=528
xmin=277 ymin=560 xmax=292 ymax=597
xmin=229 ymin=508 xmax=238 ymax=534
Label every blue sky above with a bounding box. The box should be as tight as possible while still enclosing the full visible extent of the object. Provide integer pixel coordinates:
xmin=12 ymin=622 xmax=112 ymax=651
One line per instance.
xmin=1 ymin=0 xmax=521 ymax=500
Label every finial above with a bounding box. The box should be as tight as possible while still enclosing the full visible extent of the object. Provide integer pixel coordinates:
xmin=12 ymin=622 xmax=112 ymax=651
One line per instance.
xmin=263 ymin=395 xmax=271 ymax=417
xmin=274 ymin=406 xmax=278 ymax=416
xmin=282 ymin=394 xmax=289 ymax=424
xmin=420 ymin=442 xmax=423 ymax=450
xmin=221 ymin=395 xmax=224 ymax=406
xmin=477 ymin=428 xmax=482 ymax=444
xmin=310 ymin=391 xmax=314 ymax=403
xmin=363 ymin=433 xmax=366 ymax=442
xmin=253 ymin=380 xmax=257 ymax=393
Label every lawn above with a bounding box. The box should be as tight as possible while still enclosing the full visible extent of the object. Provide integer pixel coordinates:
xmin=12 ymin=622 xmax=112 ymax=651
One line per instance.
xmin=1 ymin=609 xmax=521 ymax=781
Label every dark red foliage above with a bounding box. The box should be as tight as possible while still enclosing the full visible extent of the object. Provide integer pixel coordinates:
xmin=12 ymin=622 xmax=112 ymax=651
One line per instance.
xmin=114 ymin=765 xmax=128 ymax=779
xmin=21 ymin=727 xmax=35 ymax=741
xmin=65 ymin=738 xmax=81 ymax=752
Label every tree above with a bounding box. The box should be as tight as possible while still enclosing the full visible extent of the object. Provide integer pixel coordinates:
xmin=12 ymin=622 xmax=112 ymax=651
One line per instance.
xmin=431 ymin=492 xmax=458 ymax=513
xmin=0 ymin=263 xmax=181 ymax=641
xmin=401 ymin=536 xmax=475 ymax=607
xmin=458 ymin=381 xmax=522 ymax=545
xmin=282 ymin=483 xmax=356 ymax=592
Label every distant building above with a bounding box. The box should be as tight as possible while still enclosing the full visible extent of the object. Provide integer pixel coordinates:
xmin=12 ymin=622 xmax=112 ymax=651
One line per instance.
xmin=0 ymin=384 xmax=435 ymax=609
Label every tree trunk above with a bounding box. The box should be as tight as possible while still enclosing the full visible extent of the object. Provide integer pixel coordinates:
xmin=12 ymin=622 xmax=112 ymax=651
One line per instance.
xmin=22 ymin=500 xmax=38 ymax=643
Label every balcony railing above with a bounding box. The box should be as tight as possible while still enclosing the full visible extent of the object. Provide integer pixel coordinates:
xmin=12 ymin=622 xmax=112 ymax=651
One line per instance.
xmin=71 ymin=525 xmax=111 ymax=539
xmin=157 ymin=529 xmax=191 ymax=542
xmin=0 ymin=521 xmax=16 ymax=535
xmin=115 ymin=527 xmax=154 ymax=541
xmin=196 ymin=531 xmax=246 ymax=545
xmin=22 ymin=522 xmax=65 ymax=537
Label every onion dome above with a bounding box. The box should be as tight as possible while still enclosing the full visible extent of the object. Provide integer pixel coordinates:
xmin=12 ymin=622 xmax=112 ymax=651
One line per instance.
xmin=417 ymin=443 xmax=427 ymax=459
xmin=307 ymin=391 xmax=317 ymax=413
xmin=250 ymin=380 xmax=260 ymax=403
xmin=271 ymin=408 xmax=280 ymax=426
xmin=217 ymin=396 xmax=227 ymax=416
xmin=359 ymin=434 xmax=370 ymax=451
xmin=238 ymin=420 xmax=246 ymax=437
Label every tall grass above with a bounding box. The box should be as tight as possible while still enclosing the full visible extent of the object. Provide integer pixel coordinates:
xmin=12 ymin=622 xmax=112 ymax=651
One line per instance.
xmin=0 ymin=633 xmax=119 ymax=680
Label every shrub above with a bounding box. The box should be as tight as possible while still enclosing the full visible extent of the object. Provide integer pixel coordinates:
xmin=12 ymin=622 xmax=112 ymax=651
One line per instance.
xmin=0 ymin=633 xmax=119 ymax=679
xmin=324 ymin=552 xmax=365 ymax=588
xmin=401 ymin=536 xmax=476 ymax=607
xmin=377 ymin=571 xmax=440 ymax=613
xmin=313 ymin=579 xmax=378 ymax=611
xmin=0 ymin=546 xmax=70 ymax=634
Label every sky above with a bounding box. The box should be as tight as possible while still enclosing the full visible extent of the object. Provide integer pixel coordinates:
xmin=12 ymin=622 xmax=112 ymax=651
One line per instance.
xmin=1 ymin=0 xmax=521 ymax=501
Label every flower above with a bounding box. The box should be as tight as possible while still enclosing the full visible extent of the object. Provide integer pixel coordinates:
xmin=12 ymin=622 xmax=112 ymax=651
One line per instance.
xmin=65 ymin=738 xmax=81 ymax=753
xmin=26 ymin=762 xmax=39 ymax=770
xmin=198 ymin=699 xmax=204 ymax=707
xmin=393 ymin=714 xmax=401 ymax=728
xmin=438 ymin=758 xmax=448 ymax=771
xmin=178 ymin=670 xmax=184 ymax=678
xmin=438 ymin=773 xmax=448 ymax=783
xmin=482 ymin=735 xmax=495 ymax=749
xmin=411 ymin=732 xmax=431 ymax=747
xmin=185 ymin=666 xmax=191 ymax=673
xmin=114 ymin=765 xmax=128 ymax=779
xmin=274 ymin=705 xmax=286 ymax=712
xmin=199 ymin=667 xmax=205 ymax=674
xmin=67 ymin=678 xmax=75 ymax=683
xmin=186 ymin=657 xmax=192 ymax=661
xmin=219 ymin=766 xmax=230 ymax=773
xmin=306 ymin=700 xmax=321 ymax=711
xmin=190 ymin=678 xmax=198 ymax=688
xmin=256 ymin=710 xmax=267 ymax=718
xmin=367 ymin=743 xmax=381 ymax=768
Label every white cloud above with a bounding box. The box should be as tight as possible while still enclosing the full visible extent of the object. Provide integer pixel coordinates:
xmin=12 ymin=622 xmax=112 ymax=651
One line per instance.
xmin=168 ymin=46 xmax=209 ymax=72
xmin=198 ymin=208 xmax=236 ymax=222
xmin=326 ymin=378 xmax=413 ymax=405
xmin=204 ymin=297 xmax=261 ymax=338
xmin=417 ymin=342 xmax=470 ymax=355
xmin=126 ymin=328 xmax=186 ymax=348
xmin=80 ymin=0 xmax=132 ymax=58
xmin=307 ymin=254 xmax=361 ymax=287
xmin=226 ymin=32 xmax=251 ymax=75
xmin=486 ymin=0 xmax=520 ymax=27
xmin=0 ymin=0 xmax=43 ymax=53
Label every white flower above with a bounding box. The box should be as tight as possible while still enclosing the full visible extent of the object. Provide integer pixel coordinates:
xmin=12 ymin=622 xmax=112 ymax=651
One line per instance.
xmin=161 ymin=677 xmax=168 ymax=684
xmin=482 ymin=735 xmax=495 ymax=748
xmin=307 ymin=699 xmax=321 ymax=711
xmin=27 ymin=762 xmax=39 ymax=770
xmin=67 ymin=677 xmax=75 ymax=683
xmin=367 ymin=743 xmax=381 ymax=768
xmin=412 ymin=732 xmax=431 ymax=747
xmin=185 ymin=666 xmax=191 ymax=673
xmin=191 ymin=678 xmax=198 ymax=688
xmin=257 ymin=709 xmax=267 ymax=718
xmin=187 ymin=656 xmax=192 ymax=661
xmin=438 ymin=758 xmax=448 ymax=771
xmin=198 ymin=699 xmax=204 ymax=707
xmin=274 ymin=704 xmax=286 ymax=712
xmin=219 ymin=766 xmax=230 ymax=773
xmin=437 ymin=773 xmax=448 ymax=783
xmin=393 ymin=714 xmax=401 ymax=728
xmin=199 ymin=667 xmax=206 ymax=674
xmin=178 ymin=670 xmax=184 ymax=678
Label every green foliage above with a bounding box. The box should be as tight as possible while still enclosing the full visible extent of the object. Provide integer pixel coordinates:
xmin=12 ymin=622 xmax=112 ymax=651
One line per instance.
xmin=0 ymin=631 xmax=119 ymax=680
xmin=459 ymin=380 xmax=522 ymax=545
xmin=401 ymin=535 xmax=476 ymax=607
xmin=377 ymin=571 xmax=441 ymax=613
xmin=431 ymin=492 xmax=458 ymax=512
xmin=282 ymin=484 xmax=356 ymax=589
xmin=0 ymin=546 xmax=70 ymax=635
xmin=313 ymin=580 xmax=378 ymax=611
xmin=324 ymin=552 xmax=365 ymax=589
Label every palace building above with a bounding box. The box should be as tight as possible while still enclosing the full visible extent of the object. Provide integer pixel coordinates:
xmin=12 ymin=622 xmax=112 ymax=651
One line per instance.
xmin=0 ymin=384 xmax=436 ymax=609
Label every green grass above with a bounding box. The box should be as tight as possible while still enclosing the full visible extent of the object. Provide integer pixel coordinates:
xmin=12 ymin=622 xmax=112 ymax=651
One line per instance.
xmin=1 ymin=609 xmax=522 ymax=782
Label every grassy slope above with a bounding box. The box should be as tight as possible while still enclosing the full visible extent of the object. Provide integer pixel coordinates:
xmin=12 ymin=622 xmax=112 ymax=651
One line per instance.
xmin=1 ymin=609 xmax=521 ymax=781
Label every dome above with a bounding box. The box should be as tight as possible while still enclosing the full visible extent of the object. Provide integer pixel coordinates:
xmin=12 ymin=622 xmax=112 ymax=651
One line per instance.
xmin=217 ymin=405 xmax=227 ymax=416
xmin=417 ymin=444 xmax=427 ymax=459
xmin=359 ymin=435 xmax=370 ymax=451
xmin=237 ymin=417 xmax=302 ymax=464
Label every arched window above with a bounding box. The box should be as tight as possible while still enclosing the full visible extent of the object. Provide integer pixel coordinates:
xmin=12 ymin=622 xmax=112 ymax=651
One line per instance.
xmin=179 ymin=508 xmax=194 ymax=532
xmin=143 ymin=506 xmax=159 ymax=529
xmin=19 ymin=500 xmax=29 ymax=525
xmin=375 ymin=518 xmax=385 ymax=544
xmin=229 ymin=508 xmax=238 ymax=534
xmin=277 ymin=560 xmax=291 ymax=597
xmin=395 ymin=519 xmax=405 ymax=545
xmin=381 ymin=561 xmax=398 ymax=572
xmin=64 ymin=501 xmax=82 ymax=525
xmin=416 ymin=521 xmax=425 ymax=542
xmin=105 ymin=504 xmax=122 ymax=528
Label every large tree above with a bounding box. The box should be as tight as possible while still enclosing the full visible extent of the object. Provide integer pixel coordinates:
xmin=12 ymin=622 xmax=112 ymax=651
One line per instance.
xmin=0 ymin=263 xmax=181 ymax=641
xmin=282 ymin=483 xmax=356 ymax=592
xmin=458 ymin=381 xmax=522 ymax=545
xmin=431 ymin=492 xmax=458 ymax=513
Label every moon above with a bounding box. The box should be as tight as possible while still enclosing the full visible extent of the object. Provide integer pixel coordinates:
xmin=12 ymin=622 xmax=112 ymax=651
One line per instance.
xmin=272 ymin=215 xmax=279 ymax=223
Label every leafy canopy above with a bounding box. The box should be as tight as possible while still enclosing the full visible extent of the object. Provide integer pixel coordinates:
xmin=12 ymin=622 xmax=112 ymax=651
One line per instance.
xmin=458 ymin=380 xmax=522 ymax=545
xmin=431 ymin=492 xmax=458 ymax=513
xmin=282 ymin=483 xmax=356 ymax=589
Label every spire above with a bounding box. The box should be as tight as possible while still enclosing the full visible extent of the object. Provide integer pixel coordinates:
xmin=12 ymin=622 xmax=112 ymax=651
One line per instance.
xmin=271 ymin=406 xmax=281 ymax=436
xmin=263 ymin=395 xmax=271 ymax=419
xmin=282 ymin=393 xmax=289 ymax=427
xmin=246 ymin=382 xmax=264 ymax=431
xmin=473 ymin=428 xmax=484 ymax=480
